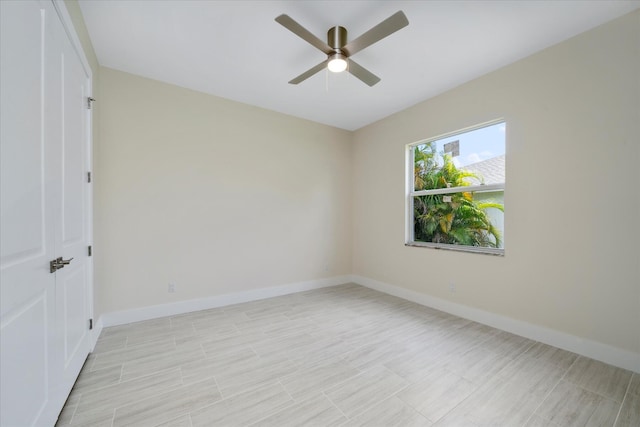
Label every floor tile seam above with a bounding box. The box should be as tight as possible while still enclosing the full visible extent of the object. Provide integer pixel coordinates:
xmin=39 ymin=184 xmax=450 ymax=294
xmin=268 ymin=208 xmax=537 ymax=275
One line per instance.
xmin=90 ymin=339 xmax=176 ymax=368
xmin=220 ymin=387 xmax=298 ymax=419
xmin=91 ymin=345 xmax=127 ymax=356
xmin=185 ymin=397 xmax=219 ymax=423
xmin=61 ymin=401 xmax=80 ymax=426
xmin=92 ymin=336 xmax=128 ymax=351
xmin=335 ymin=381 xmax=411 ymax=421
xmin=440 ymin=365 xmax=479 ymax=388
xmin=85 ymin=353 xmax=99 ymax=372
xmin=178 ymin=366 xmax=188 ymax=385
xmin=241 ymin=383 xmax=300 ymax=427
xmin=479 ymin=339 xmax=538 ymax=384
xmin=91 ymin=349 xmax=174 ymax=373
xmin=395 ymin=392 xmax=438 ymax=424
xmin=383 ymin=382 xmax=432 ymax=419
xmin=340 ymin=336 xmax=392 ymax=358
xmin=503 ymin=338 xmax=538 ymax=361
xmin=75 ymin=383 xmax=185 ymax=421
xmin=124 ymin=334 xmax=185 ymax=348
xmin=288 ymin=352 xmax=347 ymax=373
xmin=320 ymin=389 xmax=351 ymax=421
xmin=134 ymin=402 xmax=199 ymax=427
xmin=108 ymin=376 xmax=217 ymax=424
xmin=126 ymin=323 xmax=191 ymax=335
xmin=178 ymin=363 xmax=222 ymax=387
xmin=196 ymin=341 xmax=207 ymax=358
xmin=455 ymin=334 xmax=496 ymax=354
xmin=258 ymin=329 xmax=316 ymax=343
xmin=98 ymin=332 xmax=129 ymax=342
xmin=612 ymin=373 xmax=634 ymax=426
xmin=278 ymin=365 xmax=364 ymax=399
xmin=148 ymin=413 xmax=188 ymax=427
xmin=526 ymin=415 xmax=563 ymax=427
xmin=562 ymin=373 xmax=630 ymax=404
xmin=68 ymin=407 xmax=115 ymax=427
xmin=189 ymin=320 xmax=238 ymax=332
xmin=192 ymin=322 xmax=239 ymax=334
xmin=76 ymin=367 xmax=185 ymax=411
xmin=630 ymin=383 xmax=640 ymax=398
xmin=371 ymin=388 xmax=431 ymax=423
xmin=315 ymin=362 xmax=383 ymax=397
xmin=323 ymin=365 xmax=412 ymax=421
xmin=214 ymin=378 xmax=281 ymax=401
xmin=511 ymin=347 xmax=580 ymax=372
xmin=117 ymin=363 xmax=123 ymax=384
xmin=120 ymin=358 xmax=201 ymax=383
xmin=277 ymin=379 xmax=295 ymax=401
xmin=71 ymin=364 xmax=125 ymax=397
xmin=393 ymin=367 xmax=478 ymax=424
xmin=523 ymin=353 xmax=580 ymax=426
xmin=120 ymin=325 xmax=180 ymax=338
xmin=393 ymin=358 xmax=454 ymax=386
xmin=123 ymin=333 xmax=184 ymax=349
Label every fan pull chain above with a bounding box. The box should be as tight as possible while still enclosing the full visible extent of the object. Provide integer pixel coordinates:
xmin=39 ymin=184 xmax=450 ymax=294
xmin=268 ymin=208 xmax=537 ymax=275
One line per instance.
xmin=325 ymin=68 xmax=329 ymax=92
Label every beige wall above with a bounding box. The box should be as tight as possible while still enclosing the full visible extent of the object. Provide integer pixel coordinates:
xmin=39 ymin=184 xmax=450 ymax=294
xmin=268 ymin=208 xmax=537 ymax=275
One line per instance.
xmin=352 ymin=11 xmax=640 ymax=354
xmin=96 ymin=68 xmax=353 ymax=315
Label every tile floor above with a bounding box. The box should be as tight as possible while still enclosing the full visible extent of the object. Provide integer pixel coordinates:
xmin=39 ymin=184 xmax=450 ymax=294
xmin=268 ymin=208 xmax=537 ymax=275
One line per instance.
xmin=56 ymin=283 xmax=639 ymax=427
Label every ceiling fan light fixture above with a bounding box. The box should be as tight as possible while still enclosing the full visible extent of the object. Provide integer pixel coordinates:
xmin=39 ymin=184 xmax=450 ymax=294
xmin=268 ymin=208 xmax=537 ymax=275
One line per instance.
xmin=327 ymin=53 xmax=348 ymax=73
xmin=276 ymin=11 xmax=408 ymax=85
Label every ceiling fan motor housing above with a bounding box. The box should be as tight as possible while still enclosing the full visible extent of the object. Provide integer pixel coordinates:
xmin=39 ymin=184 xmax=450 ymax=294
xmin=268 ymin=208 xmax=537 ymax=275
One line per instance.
xmin=328 ymin=26 xmax=347 ymax=50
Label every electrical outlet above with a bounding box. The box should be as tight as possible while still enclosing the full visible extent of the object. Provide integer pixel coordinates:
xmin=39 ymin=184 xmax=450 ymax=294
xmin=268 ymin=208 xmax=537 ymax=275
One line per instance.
xmin=448 ymin=282 xmax=456 ymax=293
xmin=168 ymin=283 xmax=176 ymax=293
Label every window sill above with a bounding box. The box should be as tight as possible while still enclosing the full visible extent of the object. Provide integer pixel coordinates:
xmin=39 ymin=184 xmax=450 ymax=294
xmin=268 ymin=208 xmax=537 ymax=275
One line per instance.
xmin=405 ymin=242 xmax=504 ymax=256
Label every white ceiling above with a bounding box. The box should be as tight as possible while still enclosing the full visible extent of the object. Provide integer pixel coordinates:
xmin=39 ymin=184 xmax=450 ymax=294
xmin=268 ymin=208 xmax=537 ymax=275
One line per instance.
xmin=78 ymin=1 xmax=639 ymax=131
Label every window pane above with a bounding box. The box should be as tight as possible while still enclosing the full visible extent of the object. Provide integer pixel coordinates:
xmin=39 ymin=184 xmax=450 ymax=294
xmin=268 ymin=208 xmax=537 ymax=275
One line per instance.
xmin=414 ymin=122 xmax=505 ymax=191
xmin=413 ymin=189 xmax=504 ymax=249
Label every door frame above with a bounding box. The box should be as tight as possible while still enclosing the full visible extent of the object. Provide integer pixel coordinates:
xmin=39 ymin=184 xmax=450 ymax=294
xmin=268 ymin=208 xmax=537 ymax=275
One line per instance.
xmin=51 ymin=0 xmax=96 ymax=349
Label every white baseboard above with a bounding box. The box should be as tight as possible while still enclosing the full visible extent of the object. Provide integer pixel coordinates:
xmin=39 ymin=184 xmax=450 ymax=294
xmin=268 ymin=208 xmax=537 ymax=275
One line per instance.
xmin=350 ymin=274 xmax=640 ymax=373
xmin=99 ymin=275 xmax=351 ymax=328
xmin=94 ymin=273 xmax=638 ymax=373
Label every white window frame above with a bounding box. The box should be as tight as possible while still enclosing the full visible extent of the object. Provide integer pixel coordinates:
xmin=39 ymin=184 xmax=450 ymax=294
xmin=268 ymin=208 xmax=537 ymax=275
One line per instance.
xmin=405 ymin=119 xmax=505 ymax=256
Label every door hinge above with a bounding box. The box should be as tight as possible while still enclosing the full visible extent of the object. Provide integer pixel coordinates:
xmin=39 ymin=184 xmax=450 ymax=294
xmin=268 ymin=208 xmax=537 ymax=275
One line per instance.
xmin=87 ymin=171 xmax=92 ymax=183
xmin=87 ymin=97 xmax=95 ymax=109
xmin=89 ymin=319 xmax=93 ymax=330
xmin=88 ymin=245 xmax=92 ymax=256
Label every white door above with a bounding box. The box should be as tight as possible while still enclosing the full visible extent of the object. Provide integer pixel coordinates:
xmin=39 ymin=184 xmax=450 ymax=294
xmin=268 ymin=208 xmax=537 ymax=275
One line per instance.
xmin=0 ymin=1 xmax=58 ymax=424
xmin=55 ymin=8 xmax=92 ymax=399
xmin=0 ymin=1 xmax=92 ymax=425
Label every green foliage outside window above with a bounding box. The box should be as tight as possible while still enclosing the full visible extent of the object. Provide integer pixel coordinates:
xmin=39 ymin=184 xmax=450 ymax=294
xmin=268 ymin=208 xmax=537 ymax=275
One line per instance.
xmin=413 ymin=143 xmax=503 ymax=248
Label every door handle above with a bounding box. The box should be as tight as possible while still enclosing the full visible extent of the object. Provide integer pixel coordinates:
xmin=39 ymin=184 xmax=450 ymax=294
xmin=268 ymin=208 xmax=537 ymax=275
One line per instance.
xmin=49 ymin=257 xmax=74 ymax=273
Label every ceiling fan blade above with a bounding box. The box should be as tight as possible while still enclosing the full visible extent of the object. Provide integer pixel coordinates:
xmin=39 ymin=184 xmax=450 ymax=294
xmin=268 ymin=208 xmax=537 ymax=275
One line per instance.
xmin=342 ymin=11 xmax=408 ymax=57
xmin=289 ymin=60 xmax=328 ymax=84
xmin=275 ymin=14 xmax=333 ymax=55
xmin=347 ymin=59 xmax=381 ymax=87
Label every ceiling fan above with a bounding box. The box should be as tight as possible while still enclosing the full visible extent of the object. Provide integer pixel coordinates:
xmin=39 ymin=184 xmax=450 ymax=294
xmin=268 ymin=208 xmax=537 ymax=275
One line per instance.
xmin=275 ymin=11 xmax=409 ymax=87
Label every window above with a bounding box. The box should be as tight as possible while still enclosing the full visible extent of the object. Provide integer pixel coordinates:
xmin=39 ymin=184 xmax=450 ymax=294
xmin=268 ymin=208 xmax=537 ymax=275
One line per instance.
xmin=406 ymin=120 xmax=506 ymax=255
